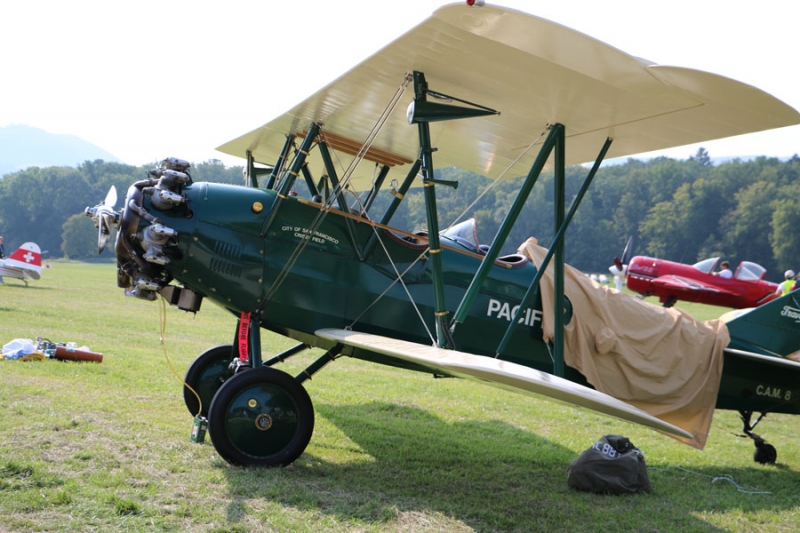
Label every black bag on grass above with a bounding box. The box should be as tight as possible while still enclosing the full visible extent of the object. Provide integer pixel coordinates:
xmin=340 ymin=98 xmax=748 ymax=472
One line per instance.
xmin=567 ymin=435 xmax=651 ymax=494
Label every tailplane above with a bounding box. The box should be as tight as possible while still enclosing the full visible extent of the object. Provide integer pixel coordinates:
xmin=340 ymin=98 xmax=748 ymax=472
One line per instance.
xmin=722 ymin=292 xmax=800 ymax=359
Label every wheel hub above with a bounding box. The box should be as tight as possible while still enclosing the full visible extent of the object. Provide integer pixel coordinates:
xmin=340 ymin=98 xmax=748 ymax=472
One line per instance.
xmin=255 ymin=413 xmax=273 ymax=431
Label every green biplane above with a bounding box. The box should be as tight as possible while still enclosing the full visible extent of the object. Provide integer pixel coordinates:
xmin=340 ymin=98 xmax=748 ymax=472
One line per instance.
xmin=87 ymin=3 xmax=800 ymax=467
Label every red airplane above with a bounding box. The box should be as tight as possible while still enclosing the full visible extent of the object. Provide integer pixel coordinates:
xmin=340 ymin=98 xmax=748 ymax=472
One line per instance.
xmin=615 ymin=255 xmax=780 ymax=309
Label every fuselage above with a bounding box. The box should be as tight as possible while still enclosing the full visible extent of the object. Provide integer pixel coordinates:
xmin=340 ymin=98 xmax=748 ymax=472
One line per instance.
xmin=122 ymin=181 xmax=580 ymax=379
xmin=112 ymin=179 xmax=800 ymax=417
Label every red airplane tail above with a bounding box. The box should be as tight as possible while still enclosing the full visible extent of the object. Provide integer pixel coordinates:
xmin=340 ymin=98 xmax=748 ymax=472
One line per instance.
xmin=4 ymin=242 xmax=43 ymax=278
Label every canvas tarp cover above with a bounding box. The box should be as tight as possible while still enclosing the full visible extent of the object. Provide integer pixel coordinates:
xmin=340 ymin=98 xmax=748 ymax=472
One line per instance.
xmin=519 ymin=239 xmax=728 ymax=449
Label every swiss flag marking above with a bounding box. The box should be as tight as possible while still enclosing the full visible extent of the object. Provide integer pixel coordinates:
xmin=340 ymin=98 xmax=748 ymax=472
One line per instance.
xmin=9 ymin=244 xmax=42 ymax=267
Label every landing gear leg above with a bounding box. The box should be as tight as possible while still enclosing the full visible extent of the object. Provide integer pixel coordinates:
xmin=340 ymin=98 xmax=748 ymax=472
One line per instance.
xmin=207 ymin=346 xmax=341 ymax=467
xmin=739 ymin=410 xmax=777 ymax=465
xmin=204 ymin=312 xmax=340 ymax=466
xmin=663 ymin=296 xmax=677 ymax=308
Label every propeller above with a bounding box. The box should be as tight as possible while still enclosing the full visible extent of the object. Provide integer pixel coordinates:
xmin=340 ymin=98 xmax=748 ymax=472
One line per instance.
xmin=620 ymin=235 xmax=635 ymax=266
xmin=85 ymin=186 xmax=119 ymax=254
xmin=611 ymin=236 xmax=635 ymax=270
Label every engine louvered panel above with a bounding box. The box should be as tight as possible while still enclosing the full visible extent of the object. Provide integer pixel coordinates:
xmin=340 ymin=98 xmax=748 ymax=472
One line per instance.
xmin=210 ymin=240 xmax=244 ymax=277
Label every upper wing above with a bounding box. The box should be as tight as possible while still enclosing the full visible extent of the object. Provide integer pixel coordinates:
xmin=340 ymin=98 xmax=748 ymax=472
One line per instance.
xmin=650 ymin=274 xmax=737 ymax=297
xmin=218 ymin=4 xmax=800 ymax=188
xmin=316 ymin=328 xmax=692 ymax=440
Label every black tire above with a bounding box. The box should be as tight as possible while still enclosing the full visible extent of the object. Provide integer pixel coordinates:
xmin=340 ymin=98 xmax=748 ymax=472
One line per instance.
xmin=183 ymin=344 xmax=235 ymax=418
xmin=208 ymin=366 xmax=314 ymax=467
xmin=754 ymin=443 xmax=777 ymax=465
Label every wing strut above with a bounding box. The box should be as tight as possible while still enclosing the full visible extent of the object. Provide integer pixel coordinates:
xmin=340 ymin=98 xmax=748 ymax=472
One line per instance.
xmin=261 ymin=123 xmax=321 ymax=236
xmin=408 ymin=71 xmax=498 ymax=348
xmin=315 ymin=138 xmax=364 ymax=259
xmin=496 ymin=136 xmax=612 ymax=374
xmin=245 ymin=150 xmax=276 ymax=189
xmin=450 ymin=127 xmax=612 ymax=376
xmin=451 ymin=125 xmax=564 ymax=328
xmin=363 ymin=158 xmax=422 ymax=258
xmin=263 ymin=135 xmax=295 ymax=190
xmin=363 ymin=164 xmax=391 ymax=213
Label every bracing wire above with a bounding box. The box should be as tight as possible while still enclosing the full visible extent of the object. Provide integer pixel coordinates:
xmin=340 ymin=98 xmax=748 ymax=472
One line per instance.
xmin=443 ymin=127 xmax=548 ymax=233
xmin=348 ymin=243 xmax=437 ymax=345
xmin=259 ymin=76 xmax=545 ymax=346
xmin=261 ymin=74 xmax=411 ymax=308
xmin=342 ymin=103 xmax=550 ymax=343
xmin=322 ymin=74 xmax=412 ymax=196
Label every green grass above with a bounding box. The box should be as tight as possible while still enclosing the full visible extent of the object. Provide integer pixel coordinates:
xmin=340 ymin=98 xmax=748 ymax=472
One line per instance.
xmin=2 ymin=263 xmax=800 ymax=532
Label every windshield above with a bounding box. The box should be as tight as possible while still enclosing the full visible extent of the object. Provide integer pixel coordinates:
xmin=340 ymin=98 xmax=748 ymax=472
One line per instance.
xmin=692 ymin=257 xmax=719 ymax=274
xmin=735 ymin=261 xmax=766 ymax=281
xmin=441 ymin=218 xmax=479 ymax=252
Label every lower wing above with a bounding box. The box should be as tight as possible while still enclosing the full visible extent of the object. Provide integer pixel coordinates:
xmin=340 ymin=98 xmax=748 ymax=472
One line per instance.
xmin=316 ymin=328 xmax=692 ymax=440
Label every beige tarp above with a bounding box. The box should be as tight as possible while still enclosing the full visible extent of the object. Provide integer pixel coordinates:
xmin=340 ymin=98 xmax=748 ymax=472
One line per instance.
xmin=519 ymin=239 xmax=729 ymax=449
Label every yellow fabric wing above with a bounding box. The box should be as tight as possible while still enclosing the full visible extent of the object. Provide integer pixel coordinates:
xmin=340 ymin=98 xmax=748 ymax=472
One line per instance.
xmin=218 ymin=4 xmax=800 ymax=190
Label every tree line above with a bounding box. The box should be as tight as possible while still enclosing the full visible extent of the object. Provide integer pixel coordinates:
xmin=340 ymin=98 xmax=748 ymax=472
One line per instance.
xmin=1 ymin=150 xmax=798 ymax=280
xmin=369 ymin=148 xmax=800 ymax=279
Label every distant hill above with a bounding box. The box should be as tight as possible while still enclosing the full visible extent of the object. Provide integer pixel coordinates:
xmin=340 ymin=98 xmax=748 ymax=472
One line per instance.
xmin=0 ymin=124 xmax=122 ymax=176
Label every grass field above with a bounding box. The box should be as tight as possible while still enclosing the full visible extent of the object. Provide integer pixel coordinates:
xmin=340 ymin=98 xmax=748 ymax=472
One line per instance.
xmin=2 ymin=263 xmax=799 ymax=532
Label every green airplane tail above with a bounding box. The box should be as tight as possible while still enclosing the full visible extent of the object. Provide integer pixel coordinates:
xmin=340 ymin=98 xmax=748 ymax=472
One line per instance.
xmin=723 ymin=292 xmax=800 ymax=357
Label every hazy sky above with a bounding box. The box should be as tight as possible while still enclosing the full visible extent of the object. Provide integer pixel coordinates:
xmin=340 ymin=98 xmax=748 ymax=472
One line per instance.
xmin=2 ymin=1 xmax=798 ymax=167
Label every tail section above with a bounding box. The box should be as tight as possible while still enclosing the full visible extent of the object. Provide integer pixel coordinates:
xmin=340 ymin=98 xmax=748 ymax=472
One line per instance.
xmin=723 ymin=292 xmax=800 ymax=358
xmin=6 ymin=242 xmax=42 ymax=279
